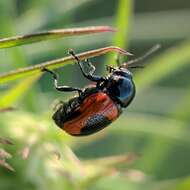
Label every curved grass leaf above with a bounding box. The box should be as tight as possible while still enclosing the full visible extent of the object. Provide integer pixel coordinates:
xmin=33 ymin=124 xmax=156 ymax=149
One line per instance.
xmin=0 ymin=26 xmax=115 ymax=48
xmin=0 ymin=46 xmax=132 ymax=84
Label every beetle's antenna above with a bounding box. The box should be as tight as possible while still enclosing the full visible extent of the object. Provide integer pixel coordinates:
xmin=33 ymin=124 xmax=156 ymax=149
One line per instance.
xmin=128 ymin=65 xmax=144 ymax=69
xmin=121 ymin=44 xmax=161 ymax=69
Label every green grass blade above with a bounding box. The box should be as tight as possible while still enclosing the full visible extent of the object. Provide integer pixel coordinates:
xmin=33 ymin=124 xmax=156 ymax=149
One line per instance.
xmin=0 ymin=74 xmax=40 ymax=108
xmin=135 ymin=40 xmax=190 ymax=91
xmin=0 ymin=26 xmax=115 ymax=48
xmin=0 ymin=46 xmax=131 ymax=84
xmin=106 ymin=0 xmax=133 ymax=66
xmin=113 ymin=0 xmax=133 ymax=49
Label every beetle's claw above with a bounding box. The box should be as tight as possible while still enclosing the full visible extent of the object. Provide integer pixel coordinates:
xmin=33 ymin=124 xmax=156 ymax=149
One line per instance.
xmin=41 ymin=67 xmax=47 ymax=72
xmin=68 ymin=49 xmax=75 ymax=55
xmin=41 ymin=67 xmax=50 ymax=73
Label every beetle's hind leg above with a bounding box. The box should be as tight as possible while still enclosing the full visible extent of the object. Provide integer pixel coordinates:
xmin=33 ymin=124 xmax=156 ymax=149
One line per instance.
xmin=42 ymin=68 xmax=82 ymax=95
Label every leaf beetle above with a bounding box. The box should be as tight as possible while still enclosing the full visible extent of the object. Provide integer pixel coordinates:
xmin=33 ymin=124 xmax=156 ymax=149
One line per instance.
xmin=42 ymin=45 xmax=159 ymax=136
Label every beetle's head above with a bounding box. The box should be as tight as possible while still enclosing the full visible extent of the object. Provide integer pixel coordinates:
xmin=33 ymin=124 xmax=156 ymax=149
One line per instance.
xmin=105 ymin=44 xmax=161 ymax=107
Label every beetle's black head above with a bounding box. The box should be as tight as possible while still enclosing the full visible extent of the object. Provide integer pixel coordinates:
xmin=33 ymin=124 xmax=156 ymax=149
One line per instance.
xmin=106 ymin=68 xmax=135 ymax=108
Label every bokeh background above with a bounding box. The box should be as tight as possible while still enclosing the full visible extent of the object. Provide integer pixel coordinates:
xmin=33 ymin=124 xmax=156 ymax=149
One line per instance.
xmin=0 ymin=0 xmax=190 ymax=190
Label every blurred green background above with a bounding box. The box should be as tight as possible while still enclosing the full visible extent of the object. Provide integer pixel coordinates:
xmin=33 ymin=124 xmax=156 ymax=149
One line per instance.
xmin=0 ymin=0 xmax=190 ymax=190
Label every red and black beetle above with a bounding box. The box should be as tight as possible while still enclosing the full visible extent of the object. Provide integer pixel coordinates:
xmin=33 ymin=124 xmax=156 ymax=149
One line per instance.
xmin=42 ymin=46 xmax=159 ymax=136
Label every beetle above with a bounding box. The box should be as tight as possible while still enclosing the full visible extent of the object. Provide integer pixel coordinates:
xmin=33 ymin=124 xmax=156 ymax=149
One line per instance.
xmin=42 ymin=46 xmax=159 ymax=136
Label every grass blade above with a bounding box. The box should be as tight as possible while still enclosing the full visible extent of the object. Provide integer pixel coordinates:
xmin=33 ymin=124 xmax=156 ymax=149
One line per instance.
xmin=113 ymin=0 xmax=133 ymax=49
xmin=0 ymin=46 xmax=131 ymax=84
xmin=0 ymin=74 xmax=40 ymax=108
xmin=106 ymin=0 xmax=133 ymax=65
xmin=0 ymin=26 xmax=115 ymax=48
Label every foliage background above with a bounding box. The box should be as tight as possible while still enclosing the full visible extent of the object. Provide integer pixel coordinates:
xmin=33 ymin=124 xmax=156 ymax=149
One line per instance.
xmin=0 ymin=0 xmax=190 ymax=190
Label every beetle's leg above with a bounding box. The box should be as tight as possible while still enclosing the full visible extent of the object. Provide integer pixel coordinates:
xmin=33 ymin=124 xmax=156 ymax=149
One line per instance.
xmin=42 ymin=68 xmax=82 ymax=95
xmin=68 ymin=49 xmax=106 ymax=83
xmin=85 ymin=58 xmax=96 ymax=75
xmin=78 ymin=58 xmax=96 ymax=75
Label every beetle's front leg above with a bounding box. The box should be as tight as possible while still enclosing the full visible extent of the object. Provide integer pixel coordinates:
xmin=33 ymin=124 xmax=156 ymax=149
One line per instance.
xmin=68 ymin=49 xmax=106 ymax=83
xmin=84 ymin=58 xmax=96 ymax=75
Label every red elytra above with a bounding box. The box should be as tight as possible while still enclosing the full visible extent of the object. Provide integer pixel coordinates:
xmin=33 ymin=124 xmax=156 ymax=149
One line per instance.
xmin=63 ymin=92 xmax=121 ymax=136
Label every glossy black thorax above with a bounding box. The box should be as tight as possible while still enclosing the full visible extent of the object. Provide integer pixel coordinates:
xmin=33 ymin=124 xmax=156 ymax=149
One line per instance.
xmin=105 ymin=69 xmax=136 ymax=108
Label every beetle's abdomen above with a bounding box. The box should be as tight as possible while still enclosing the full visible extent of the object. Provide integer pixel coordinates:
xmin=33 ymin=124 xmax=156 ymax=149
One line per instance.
xmin=62 ymin=92 xmax=121 ymax=136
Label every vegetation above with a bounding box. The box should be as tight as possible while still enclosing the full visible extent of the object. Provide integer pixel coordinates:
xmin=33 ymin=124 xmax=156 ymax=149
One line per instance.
xmin=0 ymin=0 xmax=190 ymax=189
